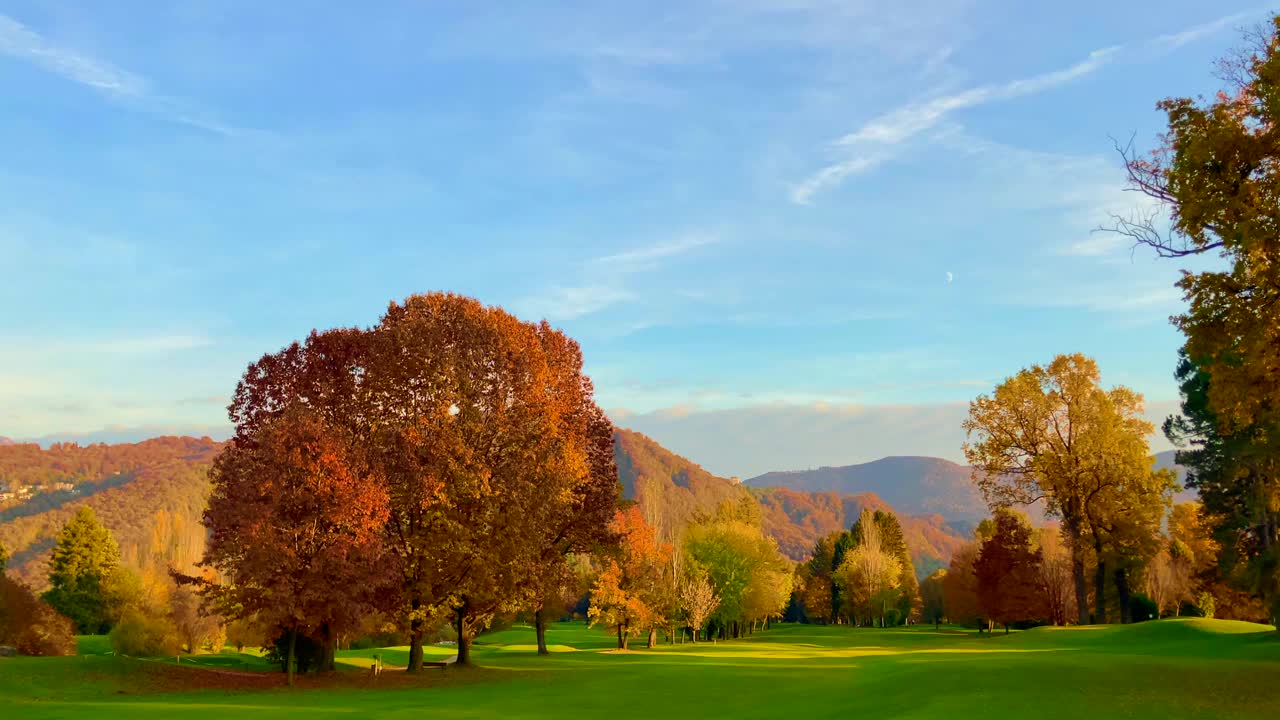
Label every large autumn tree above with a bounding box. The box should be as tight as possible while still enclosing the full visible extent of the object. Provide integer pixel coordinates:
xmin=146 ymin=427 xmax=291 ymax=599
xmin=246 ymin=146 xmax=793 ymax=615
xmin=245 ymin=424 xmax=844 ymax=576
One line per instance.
xmin=963 ymin=353 xmax=1171 ymax=624
xmin=201 ymin=407 xmax=394 ymax=684
xmin=362 ymin=295 xmax=619 ymax=666
xmin=1116 ymin=17 xmax=1280 ymax=622
xmin=220 ymin=293 xmax=619 ymax=669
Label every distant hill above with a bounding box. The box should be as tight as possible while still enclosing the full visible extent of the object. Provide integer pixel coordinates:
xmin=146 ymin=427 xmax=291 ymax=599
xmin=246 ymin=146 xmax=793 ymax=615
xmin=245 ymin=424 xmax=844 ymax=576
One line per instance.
xmin=0 ymin=437 xmax=13 ymax=446
xmin=0 ymin=437 xmax=221 ymax=589
xmin=613 ymin=428 xmax=753 ymax=543
xmin=747 ymin=456 xmax=988 ymax=523
xmin=1155 ymin=449 xmax=1199 ymax=503
xmin=616 ymin=431 xmax=969 ymax=574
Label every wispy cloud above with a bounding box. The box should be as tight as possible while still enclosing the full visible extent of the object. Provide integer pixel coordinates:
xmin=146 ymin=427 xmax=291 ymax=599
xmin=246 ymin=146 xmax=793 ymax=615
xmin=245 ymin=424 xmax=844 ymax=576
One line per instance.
xmin=791 ymin=47 xmax=1118 ymax=204
xmin=515 ymin=284 xmax=635 ymax=321
xmin=0 ymin=14 xmax=145 ymax=96
xmin=1150 ymin=10 xmax=1257 ymax=51
xmin=0 ymin=12 xmax=236 ymax=135
xmin=518 ymin=231 xmax=720 ymax=321
xmin=590 ymin=233 xmax=720 ymax=272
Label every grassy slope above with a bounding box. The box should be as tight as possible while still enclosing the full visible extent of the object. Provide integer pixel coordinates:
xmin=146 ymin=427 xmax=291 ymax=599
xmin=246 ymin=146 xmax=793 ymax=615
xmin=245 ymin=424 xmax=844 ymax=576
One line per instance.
xmin=3 ymin=619 xmax=1277 ymax=719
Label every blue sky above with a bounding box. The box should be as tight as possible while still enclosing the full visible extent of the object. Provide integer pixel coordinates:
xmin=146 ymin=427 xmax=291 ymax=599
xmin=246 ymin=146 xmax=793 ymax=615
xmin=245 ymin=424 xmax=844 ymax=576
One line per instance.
xmin=0 ymin=1 xmax=1266 ymax=477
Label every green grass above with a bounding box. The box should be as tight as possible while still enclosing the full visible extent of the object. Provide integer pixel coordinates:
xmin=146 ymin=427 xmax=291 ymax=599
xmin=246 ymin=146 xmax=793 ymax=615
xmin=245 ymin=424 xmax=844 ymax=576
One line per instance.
xmin=5 ymin=618 xmax=1278 ymax=719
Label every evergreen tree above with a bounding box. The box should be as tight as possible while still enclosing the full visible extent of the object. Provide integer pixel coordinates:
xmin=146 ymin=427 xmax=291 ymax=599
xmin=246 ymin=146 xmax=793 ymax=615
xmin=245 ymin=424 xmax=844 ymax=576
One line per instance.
xmin=42 ymin=506 xmax=121 ymax=633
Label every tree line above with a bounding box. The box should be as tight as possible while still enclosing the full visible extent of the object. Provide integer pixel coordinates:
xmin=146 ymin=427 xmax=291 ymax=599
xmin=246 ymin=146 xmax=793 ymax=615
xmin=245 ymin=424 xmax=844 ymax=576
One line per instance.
xmin=790 ymin=507 xmax=920 ymax=626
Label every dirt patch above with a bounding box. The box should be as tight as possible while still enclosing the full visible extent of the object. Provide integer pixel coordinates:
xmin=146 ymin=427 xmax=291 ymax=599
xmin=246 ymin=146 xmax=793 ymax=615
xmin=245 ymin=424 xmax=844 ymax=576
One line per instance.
xmin=114 ymin=659 xmax=505 ymax=695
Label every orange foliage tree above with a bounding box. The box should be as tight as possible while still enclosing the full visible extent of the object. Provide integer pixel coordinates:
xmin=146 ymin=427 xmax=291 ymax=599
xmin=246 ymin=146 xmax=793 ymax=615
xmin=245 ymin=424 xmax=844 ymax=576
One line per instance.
xmin=201 ymin=407 xmax=394 ymax=684
xmin=589 ymin=507 xmax=668 ymax=649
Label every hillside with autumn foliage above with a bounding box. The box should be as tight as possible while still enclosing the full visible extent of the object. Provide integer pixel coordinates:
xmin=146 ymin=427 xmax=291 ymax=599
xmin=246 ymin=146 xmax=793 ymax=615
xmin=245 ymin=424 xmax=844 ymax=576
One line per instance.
xmin=0 ymin=437 xmax=221 ymax=589
xmin=612 ymin=428 xmax=753 ymax=541
xmin=753 ymin=487 xmax=969 ymax=575
xmin=613 ymin=428 xmax=969 ymax=574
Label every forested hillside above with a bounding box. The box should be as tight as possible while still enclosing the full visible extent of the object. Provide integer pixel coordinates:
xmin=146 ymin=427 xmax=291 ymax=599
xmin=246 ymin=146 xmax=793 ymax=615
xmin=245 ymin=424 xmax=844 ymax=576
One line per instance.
xmin=613 ymin=428 xmax=752 ymax=543
xmin=753 ymin=487 xmax=968 ymax=576
xmin=0 ymin=437 xmax=221 ymax=589
xmin=614 ymin=429 xmax=968 ymax=573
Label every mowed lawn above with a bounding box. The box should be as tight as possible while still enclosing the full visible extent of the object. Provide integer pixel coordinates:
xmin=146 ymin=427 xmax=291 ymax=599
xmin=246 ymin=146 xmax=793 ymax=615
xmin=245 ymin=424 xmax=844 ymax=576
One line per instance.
xmin=2 ymin=619 xmax=1278 ymax=720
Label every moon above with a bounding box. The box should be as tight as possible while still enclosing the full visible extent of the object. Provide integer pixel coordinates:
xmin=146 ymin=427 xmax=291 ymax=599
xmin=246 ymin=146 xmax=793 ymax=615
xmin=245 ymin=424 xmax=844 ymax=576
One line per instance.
xmin=946 ymin=271 xmax=954 ymax=284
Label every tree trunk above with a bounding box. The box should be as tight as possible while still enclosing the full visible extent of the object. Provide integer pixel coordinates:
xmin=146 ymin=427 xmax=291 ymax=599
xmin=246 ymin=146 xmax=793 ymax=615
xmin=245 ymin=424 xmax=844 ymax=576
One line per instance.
xmin=1069 ymin=529 xmax=1090 ymax=625
xmin=646 ymin=627 xmax=656 ymax=649
xmin=406 ymin=599 xmax=425 ymax=672
xmin=689 ymin=625 xmax=697 ymax=644
xmin=455 ymin=598 xmax=473 ymax=666
xmin=286 ymin=627 xmax=297 ymax=688
xmin=1114 ymin=568 xmax=1133 ymax=624
xmin=1094 ymin=544 xmax=1107 ymax=624
xmin=319 ymin=621 xmax=336 ymax=673
xmin=534 ymin=608 xmax=549 ymax=656
xmin=621 ymin=621 xmax=630 ymax=650
xmin=617 ymin=623 xmax=624 ymax=650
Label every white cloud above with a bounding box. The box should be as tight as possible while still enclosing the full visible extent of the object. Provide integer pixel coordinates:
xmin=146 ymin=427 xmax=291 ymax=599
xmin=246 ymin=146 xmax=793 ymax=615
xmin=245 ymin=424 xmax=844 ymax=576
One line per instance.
xmin=792 ymin=47 xmax=1118 ymax=204
xmin=0 ymin=12 xmax=236 ymax=135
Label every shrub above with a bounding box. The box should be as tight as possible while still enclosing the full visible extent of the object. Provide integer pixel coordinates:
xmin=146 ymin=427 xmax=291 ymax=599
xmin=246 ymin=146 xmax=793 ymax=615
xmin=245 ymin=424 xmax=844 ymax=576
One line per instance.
xmin=110 ymin=608 xmax=181 ymax=657
xmin=225 ymin=617 xmax=266 ymax=653
xmin=0 ymin=576 xmax=76 ymax=656
xmin=1129 ymin=593 xmax=1159 ymax=623
xmin=1195 ymin=591 xmax=1216 ymax=619
xmin=266 ymin=631 xmax=323 ymax=674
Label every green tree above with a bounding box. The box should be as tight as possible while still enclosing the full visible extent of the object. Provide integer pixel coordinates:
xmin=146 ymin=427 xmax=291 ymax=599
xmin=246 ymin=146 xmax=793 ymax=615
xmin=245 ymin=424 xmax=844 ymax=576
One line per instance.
xmin=1117 ymin=19 xmax=1280 ymax=622
xmin=1166 ymin=350 xmax=1278 ymax=620
xmin=921 ymin=569 xmax=946 ymax=629
xmin=684 ymin=501 xmax=790 ymax=638
xmin=42 ymin=506 xmax=121 ymax=634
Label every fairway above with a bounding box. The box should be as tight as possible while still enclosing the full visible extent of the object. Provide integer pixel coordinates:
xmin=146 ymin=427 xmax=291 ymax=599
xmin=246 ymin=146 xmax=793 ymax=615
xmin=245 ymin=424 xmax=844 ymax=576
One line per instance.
xmin=3 ymin=619 xmax=1277 ymax=720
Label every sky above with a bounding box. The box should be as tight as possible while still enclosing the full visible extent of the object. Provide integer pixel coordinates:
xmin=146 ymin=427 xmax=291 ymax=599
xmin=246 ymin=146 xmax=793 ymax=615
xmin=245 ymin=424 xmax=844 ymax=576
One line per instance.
xmin=0 ymin=1 xmax=1268 ymax=478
